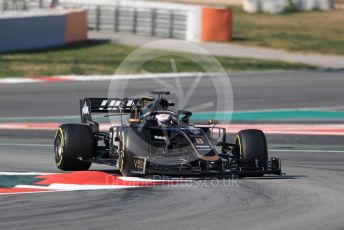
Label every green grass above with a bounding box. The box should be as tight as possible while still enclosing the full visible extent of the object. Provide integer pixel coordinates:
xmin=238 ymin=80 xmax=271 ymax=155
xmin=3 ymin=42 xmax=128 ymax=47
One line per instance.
xmin=0 ymin=41 xmax=315 ymax=77
xmin=232 ymin=7 xmax=344 ymax=55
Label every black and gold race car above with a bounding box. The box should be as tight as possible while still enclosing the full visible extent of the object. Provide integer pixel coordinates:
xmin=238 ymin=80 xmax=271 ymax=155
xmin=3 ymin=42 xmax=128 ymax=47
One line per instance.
xmin=54 ymin=91 xmax=282 ymax=177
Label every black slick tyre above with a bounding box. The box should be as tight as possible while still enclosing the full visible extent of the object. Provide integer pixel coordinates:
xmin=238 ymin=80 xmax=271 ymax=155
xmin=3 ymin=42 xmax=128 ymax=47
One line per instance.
xmin=235 ymin=129 xmax=268 ymax=177
xmin=54 ymin=124 xmax=93 ymax=171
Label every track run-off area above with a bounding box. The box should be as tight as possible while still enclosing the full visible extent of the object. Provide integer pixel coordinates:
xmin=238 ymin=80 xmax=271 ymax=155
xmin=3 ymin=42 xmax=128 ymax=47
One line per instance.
xmin=0 ymin=70 xmax=343 ymax=230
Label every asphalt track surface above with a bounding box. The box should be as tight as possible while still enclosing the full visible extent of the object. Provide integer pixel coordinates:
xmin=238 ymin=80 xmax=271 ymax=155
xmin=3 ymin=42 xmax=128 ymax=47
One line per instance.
xmin=0 ymin=70 xmax=343 ymax=230
xmin=0 ymin=70 xmax=344 ymax=117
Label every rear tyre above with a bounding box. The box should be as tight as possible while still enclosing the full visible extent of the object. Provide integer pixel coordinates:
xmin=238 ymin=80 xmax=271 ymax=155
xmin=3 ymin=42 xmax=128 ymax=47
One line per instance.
xmin=235 ymin=129 xmax=268 ymax=177
xmin=54 ymin=124 xmax=93 ymax=171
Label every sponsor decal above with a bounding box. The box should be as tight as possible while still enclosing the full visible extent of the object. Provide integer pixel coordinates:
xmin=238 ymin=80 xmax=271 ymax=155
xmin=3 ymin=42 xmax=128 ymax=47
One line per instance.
xmin=188 ymin=129 xmax=202 ymax=135
xmin=133 ymin=157 xmax=145 ymax=171
xmin=195 ymin=138 xmax=204 ymax=144
xmin=154 ymin=135 xmax=168 ymax=141
xmin=82 ymin=101 xmax=89 ymax=115
xmin=99 ymin=99 xmax=135 ymax=111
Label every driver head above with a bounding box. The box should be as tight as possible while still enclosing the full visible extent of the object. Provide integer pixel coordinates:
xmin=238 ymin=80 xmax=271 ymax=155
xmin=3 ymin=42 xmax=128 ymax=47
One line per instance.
xmin=156 ymin=114 xmax=173 ymax=126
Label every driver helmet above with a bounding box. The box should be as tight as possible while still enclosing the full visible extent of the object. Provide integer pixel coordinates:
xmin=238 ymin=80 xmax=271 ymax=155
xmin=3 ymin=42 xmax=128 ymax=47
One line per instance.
xmin=156 ymin=114 xmax=173 ymax=126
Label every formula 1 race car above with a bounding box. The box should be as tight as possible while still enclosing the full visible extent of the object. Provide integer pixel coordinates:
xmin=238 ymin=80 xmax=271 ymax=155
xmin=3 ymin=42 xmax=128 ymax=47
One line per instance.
xmin=54 ymin=91 xmax=282 ymax=177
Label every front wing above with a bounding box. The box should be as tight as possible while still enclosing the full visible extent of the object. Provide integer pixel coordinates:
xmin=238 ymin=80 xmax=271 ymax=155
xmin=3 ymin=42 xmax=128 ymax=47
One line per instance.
xmin=130 ymin=157 xmax=282 ymax=177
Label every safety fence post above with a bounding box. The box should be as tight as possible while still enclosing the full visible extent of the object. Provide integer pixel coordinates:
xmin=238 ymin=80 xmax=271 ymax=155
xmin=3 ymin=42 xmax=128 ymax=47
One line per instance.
xmin=150 ymin=8 xmax=156 ymax=36
xmin=114 ymin=6 xmax=119 ymax=32
xmin=132 ymin=8 xmax=137 ymax=34
xmin=96 ymin=6 xmax=101 ymax=31
xmin=169 ymin=11 xmax=174 ymax=38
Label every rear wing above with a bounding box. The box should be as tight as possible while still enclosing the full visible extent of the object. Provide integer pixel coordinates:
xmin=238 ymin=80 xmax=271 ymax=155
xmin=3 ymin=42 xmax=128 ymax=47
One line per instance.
xmin=80 ymin=97 xmax=152 ymax=123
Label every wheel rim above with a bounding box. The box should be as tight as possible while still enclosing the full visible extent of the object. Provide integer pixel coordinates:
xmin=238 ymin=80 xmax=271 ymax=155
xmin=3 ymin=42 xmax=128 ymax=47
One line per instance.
xmin=233 ymin=136 xmax=241 ymax=158
xmin=54 ymin=135 xmax=63 ymax=163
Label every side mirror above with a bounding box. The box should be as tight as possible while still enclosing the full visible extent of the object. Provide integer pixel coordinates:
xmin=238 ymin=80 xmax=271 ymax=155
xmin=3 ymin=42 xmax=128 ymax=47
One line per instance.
xmin=208 ymin=120 xmax=219 ymax=125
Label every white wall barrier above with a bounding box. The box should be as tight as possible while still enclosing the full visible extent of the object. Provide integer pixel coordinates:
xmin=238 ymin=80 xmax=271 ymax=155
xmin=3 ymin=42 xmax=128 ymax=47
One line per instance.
xmin=1 ymin=0 xmax=233 ymax=42
xmin=55 ymin=0 xmax=203 ymax=41
xmin=244 ymin=0 xmax=335 ymax=14
xmin=0 ymin=9 xmax=87 ymax=53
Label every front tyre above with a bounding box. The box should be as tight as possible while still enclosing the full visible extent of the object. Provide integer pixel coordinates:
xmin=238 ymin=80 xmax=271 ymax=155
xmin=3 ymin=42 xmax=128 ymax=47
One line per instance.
xmin=54 ymin=124 xmax=93 ymax=171
xmin=235 ymin=129 xmax=268 ymax=177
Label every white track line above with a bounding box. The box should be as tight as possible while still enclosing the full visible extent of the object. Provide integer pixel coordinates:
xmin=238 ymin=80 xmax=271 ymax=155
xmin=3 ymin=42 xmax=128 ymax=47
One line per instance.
xmin=0 ymin=143 xmax=52 ymax=147
xmin=0 ymin=72 xmax=205 ymax=84
xmin=119 ymin=176 xmax=190 ymax=182
xmin=16 ymin=184 xmax=140 ymax=191
xmin=61 ymin=72 xmax=202 ymax=81
xmin=0 ymin=191 xmax=58 ymax=196
xmin=0 ymin=172 xmax=55 ymax=175
xmin=0 ymin=78 xmax=43 ymax=84
xmin=269 ymin=149 xmax=344 ymax=153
